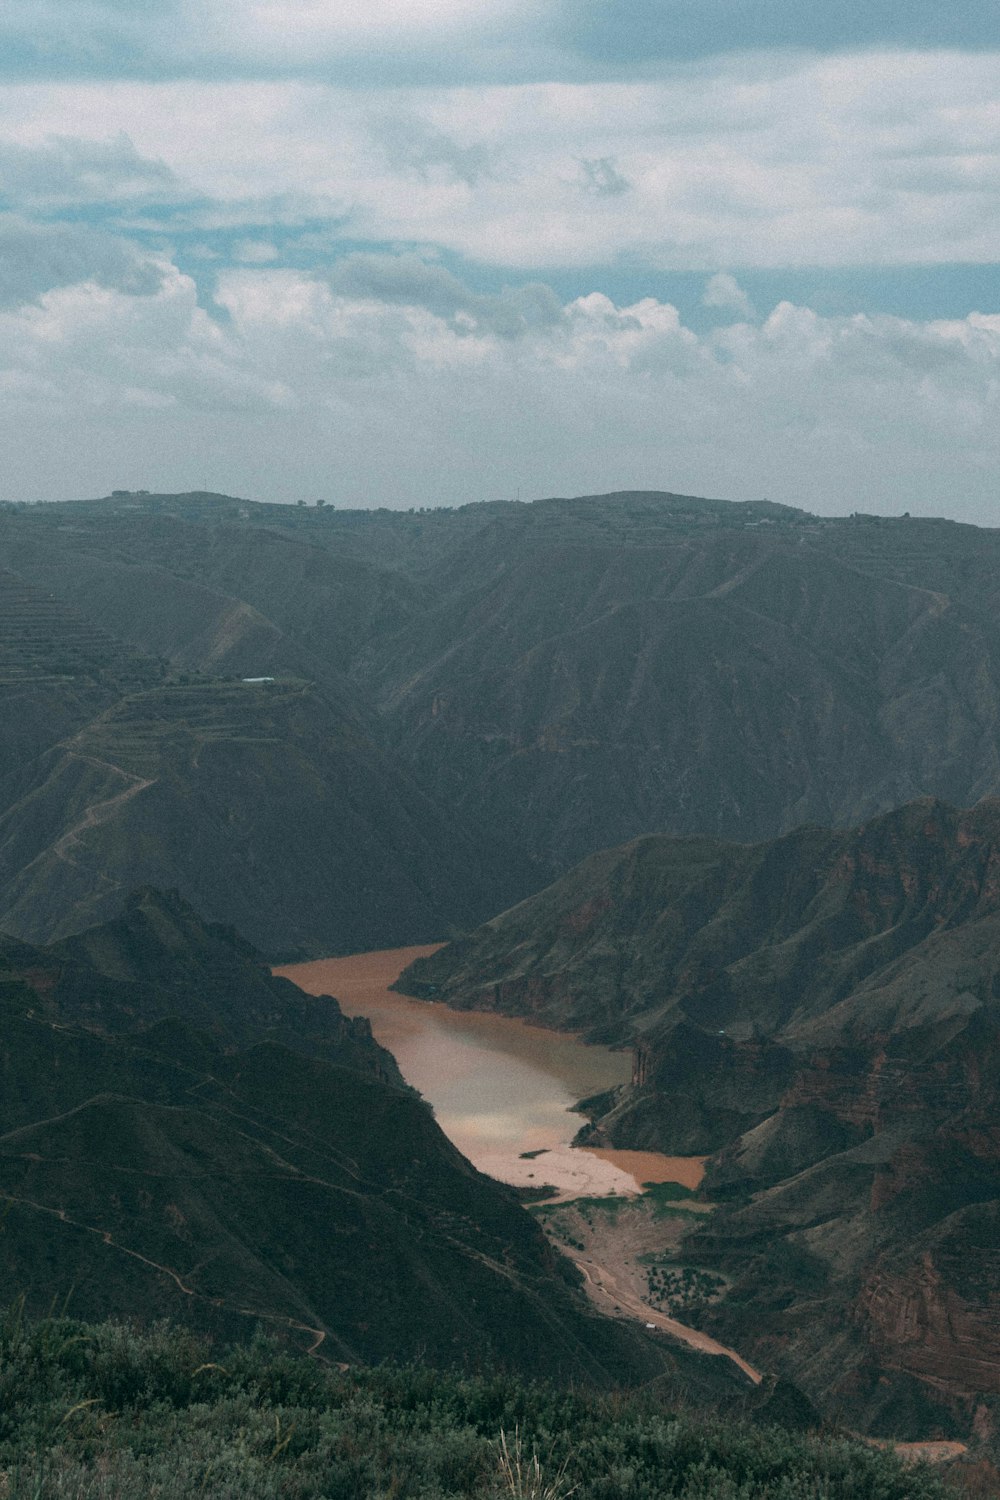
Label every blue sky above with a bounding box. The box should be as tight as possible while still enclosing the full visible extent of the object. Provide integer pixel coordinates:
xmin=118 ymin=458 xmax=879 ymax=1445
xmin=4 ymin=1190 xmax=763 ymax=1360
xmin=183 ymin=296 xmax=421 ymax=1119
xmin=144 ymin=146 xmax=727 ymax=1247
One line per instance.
xmin=0 ymin=2 xmax=997 ymax=518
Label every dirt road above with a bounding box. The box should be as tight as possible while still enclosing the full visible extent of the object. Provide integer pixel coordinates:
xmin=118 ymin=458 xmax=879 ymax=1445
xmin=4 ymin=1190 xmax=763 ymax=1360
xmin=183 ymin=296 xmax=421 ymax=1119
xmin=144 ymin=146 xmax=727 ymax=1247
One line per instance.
xmin=565 ymin=1241 xmax=761 ymax=1384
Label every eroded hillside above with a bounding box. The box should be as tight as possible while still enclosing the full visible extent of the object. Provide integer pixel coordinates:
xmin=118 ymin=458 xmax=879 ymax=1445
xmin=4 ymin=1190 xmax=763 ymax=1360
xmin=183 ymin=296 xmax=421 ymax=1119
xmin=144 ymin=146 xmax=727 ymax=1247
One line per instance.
xmin=4 ymin=492 xmax=1000 ymax=948
xmin=398 ymin=800 xmax=1000 ymax=1441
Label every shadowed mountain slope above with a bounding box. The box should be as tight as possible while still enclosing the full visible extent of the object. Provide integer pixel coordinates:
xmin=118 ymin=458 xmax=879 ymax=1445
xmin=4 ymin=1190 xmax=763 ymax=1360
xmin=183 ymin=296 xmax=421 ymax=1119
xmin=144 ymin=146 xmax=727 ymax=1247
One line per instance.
xmin=6 ymin=490 xmax=1000 ymax=950
xmin=0 ymin=679 xmax=526 ymax=955
xmin=0 ymin=890 xmax=685 ymax=1388
xmin=8 ymin=493 xmax=1000 ymax=890
xmin=397 ymin=800 xmax=1000 ymax=1439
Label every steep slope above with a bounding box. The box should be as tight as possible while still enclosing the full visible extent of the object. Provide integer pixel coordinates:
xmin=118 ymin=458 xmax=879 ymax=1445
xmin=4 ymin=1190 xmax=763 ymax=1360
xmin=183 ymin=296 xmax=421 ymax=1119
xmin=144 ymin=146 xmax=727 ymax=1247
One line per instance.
xmin=0 ymin=565 xmax=161 ymax=787
xmin=9 ymin=493 xmax=1000 ymax=885
xmin=0 ymin=892 xmax=674 ymax=1387
xmin=369 ymin=525 xmax=1000 ymax=867
xmin=0 ymin=679 xmax=526 ymax=954
xmin=8 ymin=490 xmax=1000 ymax=954
xmin=398 ymin=800 xmax=1000 ymax=1437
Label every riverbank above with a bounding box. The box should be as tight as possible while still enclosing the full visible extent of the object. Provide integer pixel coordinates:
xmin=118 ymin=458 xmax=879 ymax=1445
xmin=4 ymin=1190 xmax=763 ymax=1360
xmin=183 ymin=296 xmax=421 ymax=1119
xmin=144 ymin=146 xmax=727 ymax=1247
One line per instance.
xmin=276 ymin=946 xmax=700 ymax=1200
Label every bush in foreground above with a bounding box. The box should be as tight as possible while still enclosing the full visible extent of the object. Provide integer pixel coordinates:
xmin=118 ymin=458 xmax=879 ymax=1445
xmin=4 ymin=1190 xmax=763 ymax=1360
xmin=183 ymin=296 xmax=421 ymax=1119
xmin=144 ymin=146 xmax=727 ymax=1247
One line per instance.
xmin=0 ymin=1308 xmax=964 ymax=1498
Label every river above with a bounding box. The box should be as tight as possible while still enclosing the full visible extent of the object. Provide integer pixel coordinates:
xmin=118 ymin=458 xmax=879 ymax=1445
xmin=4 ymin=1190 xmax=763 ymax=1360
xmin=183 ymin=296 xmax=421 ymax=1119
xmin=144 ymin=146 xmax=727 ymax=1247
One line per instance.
xmin=276 ymin=945 xmax=704 ymax=1201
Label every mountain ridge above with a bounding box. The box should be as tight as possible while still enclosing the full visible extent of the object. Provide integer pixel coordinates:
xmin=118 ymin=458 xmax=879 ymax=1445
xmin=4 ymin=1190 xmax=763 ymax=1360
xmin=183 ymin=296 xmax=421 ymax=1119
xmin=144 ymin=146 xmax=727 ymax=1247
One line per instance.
xmin=6 ymin=491 xmax=1000 ymax=951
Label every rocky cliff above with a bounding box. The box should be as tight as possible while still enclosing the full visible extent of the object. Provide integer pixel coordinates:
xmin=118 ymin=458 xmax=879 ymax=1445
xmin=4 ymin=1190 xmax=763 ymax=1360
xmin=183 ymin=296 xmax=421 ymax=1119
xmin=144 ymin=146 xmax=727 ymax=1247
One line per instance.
xmin=398 ymin=800 xmax=1000 ymax=1439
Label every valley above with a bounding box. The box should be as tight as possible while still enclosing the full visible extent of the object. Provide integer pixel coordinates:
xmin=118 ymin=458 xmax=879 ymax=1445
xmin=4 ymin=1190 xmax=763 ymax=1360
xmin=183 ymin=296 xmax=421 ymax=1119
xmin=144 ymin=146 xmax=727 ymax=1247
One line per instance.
xmin=278 ymin=945 xmax=702 ymax=1199
xmin=1 ymin=488 xmax=998 ymax=1487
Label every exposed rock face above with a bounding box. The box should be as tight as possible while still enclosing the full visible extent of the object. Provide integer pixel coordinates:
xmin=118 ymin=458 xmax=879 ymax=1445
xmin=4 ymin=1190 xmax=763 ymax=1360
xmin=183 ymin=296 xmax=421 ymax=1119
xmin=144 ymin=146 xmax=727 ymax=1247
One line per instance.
xmin=862 ymin=1203 xmax=1000 ymax=1396
xmin=398 ymin=801 xmax=1000 ymax=1439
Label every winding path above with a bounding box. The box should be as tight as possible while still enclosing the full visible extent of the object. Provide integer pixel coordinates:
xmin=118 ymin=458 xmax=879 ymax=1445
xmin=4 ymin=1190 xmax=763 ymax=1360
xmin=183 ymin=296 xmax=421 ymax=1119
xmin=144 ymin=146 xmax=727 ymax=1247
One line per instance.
xmin=52 ymin=755 xmax=154 ymax=863
xmin=0 ymin=1188 xmax=330 ymax=1357
xmin=565 ymin=1243 xmax=762 ymax=1384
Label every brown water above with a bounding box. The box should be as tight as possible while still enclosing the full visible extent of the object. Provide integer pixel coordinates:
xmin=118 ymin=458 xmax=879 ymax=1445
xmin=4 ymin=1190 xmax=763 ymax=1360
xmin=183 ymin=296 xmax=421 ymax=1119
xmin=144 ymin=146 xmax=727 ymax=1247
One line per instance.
xmin=276 ymin=946 xmax=705 ymax=1200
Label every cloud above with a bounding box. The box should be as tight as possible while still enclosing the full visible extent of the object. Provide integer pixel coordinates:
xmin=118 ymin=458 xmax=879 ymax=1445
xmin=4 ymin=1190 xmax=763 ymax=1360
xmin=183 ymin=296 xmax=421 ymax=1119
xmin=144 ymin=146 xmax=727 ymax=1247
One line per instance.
xmin=375 ymin=115 xmax=496 ymax=186
xmin=703 ymin=272 xmax=755 ymax=319
xmin=1 ymin=0 xmax=997 ymax=88
xmin=0 ymin=261 xmax=295 ymax=412
xmin=1 ymin=53 xmax=996 ymax=273
xmin=0 ymin=217 xmax=166 ymax=305
xmin=578 ymin=156 xmax=630 ymax=197
xmin=561 ymin=0 xmax=1000 ymax=70
xmin=0 ymin=250 xmax=996 ymax=517
xmin=0 ymin=0 xmax=546 ymax=85
xmin=0 ymin=132 xmax=176 ymax=207
xmin=232 ymin=238 xmax=280 ymax=263
xmin=324 ymin=252 xmax=564 ymax=338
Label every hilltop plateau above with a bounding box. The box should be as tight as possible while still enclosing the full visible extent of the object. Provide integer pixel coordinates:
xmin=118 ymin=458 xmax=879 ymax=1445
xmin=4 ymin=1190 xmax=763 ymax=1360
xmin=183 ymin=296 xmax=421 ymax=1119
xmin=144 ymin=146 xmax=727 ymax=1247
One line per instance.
xmin=399 ymin=799 xmax=1000 ymax=1443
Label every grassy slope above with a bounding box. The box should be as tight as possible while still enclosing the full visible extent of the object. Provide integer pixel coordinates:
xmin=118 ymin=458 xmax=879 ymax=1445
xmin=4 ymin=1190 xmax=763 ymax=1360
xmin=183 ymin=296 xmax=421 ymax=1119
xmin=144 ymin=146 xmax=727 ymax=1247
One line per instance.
xmin=0 ymin=1311 xmax=967 ymax=1500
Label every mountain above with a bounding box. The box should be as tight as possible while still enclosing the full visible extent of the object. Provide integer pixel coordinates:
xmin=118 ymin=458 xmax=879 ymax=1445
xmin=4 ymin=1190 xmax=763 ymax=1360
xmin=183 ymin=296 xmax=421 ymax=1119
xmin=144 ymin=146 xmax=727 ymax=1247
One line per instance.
xmin=7 ymin=491 xmax=1000 ymax=954
xmin=0 ymin=676 xmax=527 ymax=956
xmin=0 ymin=888 xmax=685 ymax=1388
xmin=397 ymin=799 xmax=1000 ymax=1439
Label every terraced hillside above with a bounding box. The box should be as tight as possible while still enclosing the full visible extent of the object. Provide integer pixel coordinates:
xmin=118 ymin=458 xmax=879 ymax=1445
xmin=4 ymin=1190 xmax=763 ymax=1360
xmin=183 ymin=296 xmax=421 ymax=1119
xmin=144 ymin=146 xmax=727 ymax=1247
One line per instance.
xmin=0 ymin=567 xmax=161 ymax=786
xmin=0 ymin=678 xmax=525 ymax=954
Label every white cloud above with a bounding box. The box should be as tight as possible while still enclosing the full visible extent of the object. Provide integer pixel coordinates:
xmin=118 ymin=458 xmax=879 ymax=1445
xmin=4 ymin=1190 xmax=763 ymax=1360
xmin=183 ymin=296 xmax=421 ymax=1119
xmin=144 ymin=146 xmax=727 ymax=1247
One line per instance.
xmin=0 ymin=254 xmax=997 ymax=517
xmin=703 ymin=273 xmax=755 ymax=319
xmin=0 ymin=132 xmax=175 ymax=207
xmin=0 ymin=262 xmax=295 ymax=412
xmin=0 ymin=53 xmax=996 ymax=271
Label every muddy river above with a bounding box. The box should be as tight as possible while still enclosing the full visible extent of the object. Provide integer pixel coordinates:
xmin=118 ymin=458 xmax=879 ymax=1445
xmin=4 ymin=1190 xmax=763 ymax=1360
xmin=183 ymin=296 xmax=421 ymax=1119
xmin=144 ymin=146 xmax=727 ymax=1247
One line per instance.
xmin=276 ymin=946 xmax=704 ymax=1200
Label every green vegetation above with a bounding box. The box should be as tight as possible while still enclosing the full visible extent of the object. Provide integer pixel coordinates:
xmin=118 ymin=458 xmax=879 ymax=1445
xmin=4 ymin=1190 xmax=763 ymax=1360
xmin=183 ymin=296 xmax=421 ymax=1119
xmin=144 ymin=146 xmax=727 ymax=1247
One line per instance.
xmin=642 ymin=1180 xmax=695 ymax=1200
xmin=640 ymin=1182 xmax=706 ymax=1221
xmin=531 ymin=1195 xmax=629 ymax=1231
xmin=0 ymin=1311 xmax=961 ymax=1500
xmin=638 ymin=1256 xmax=727 ymax=1315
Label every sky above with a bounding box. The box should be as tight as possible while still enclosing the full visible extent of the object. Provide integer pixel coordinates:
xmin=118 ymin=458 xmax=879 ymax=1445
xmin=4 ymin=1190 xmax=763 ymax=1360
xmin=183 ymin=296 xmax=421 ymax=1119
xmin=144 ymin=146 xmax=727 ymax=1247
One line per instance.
xmin=0 ymin=3 xmax=998 ymax=520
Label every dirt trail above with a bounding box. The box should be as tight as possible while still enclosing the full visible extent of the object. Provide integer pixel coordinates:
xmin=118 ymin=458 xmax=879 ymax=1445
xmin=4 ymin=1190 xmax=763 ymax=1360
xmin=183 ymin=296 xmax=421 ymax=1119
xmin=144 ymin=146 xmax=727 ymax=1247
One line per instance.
xmin=564 ymin=1241 xmax=761 ymax=1384
xmin=0 ymin=1188 xmax=329 ymax=1358
xmin=867 ymin=1438 xmax=969 ymax=1467
xmin=53 ymin=757 xmax=154 ymax=862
